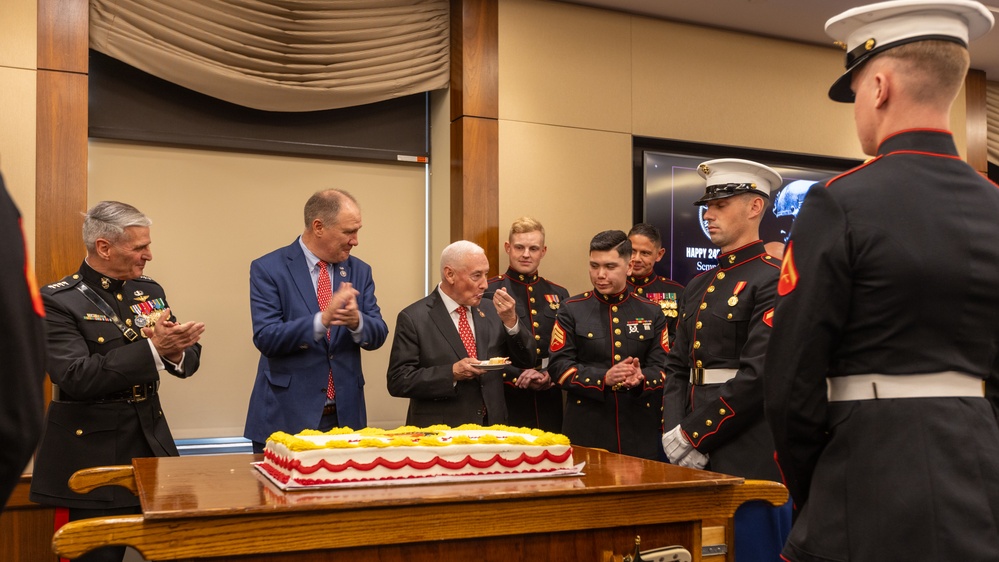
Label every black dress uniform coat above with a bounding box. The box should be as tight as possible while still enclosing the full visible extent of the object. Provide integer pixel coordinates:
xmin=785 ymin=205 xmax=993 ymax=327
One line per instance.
xmin=30 ymin=261 xmax=201 ymax=509
xmin=0 ymin=175 xmax=46 ymax=509
xmin=765 ymin=130 xmax=999 ymax=561
xmin=663 ymin=240 xmax=780 ymax=481
xmin=549 ymin=289 xmax=668 ymax=459
xmin=628 ymin=274 xmax=684 ymax=345
xmin=488 ymin=269 xmax=569 ymax=432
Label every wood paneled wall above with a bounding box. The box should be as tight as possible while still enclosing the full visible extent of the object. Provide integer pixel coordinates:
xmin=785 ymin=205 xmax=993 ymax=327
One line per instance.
xmin=967 ymin=69 xmax=988 ymax=174
xmin=449 ymin=0 xmax=500 ymax=273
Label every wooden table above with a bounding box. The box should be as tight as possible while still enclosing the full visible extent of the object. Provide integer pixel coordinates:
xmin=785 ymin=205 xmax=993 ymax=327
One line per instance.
xmin=52 ymin=448 xmax=786 ymax=561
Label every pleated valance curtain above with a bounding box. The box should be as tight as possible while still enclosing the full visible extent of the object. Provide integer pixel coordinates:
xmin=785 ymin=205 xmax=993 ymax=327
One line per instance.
xmin=988 ymin=81 xmax=999 ymax=168
xmin=89 ymin=0 xmax=450 ymax=112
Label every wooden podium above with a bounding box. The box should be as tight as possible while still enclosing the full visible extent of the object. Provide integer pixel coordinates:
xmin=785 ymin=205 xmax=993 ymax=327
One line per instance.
xmin=52 ymin=448 xmax=786 ymax=561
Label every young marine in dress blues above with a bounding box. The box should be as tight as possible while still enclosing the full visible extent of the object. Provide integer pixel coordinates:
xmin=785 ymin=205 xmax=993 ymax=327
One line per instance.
xmin=488 ymin=218 xmax=569 ymax=432
xmin=549 ymin=230 xmax=668 ymax=460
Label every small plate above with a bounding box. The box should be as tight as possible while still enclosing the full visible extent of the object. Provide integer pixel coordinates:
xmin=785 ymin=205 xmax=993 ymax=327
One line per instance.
xmin=476 ymin=361 xmax=511 ymax=370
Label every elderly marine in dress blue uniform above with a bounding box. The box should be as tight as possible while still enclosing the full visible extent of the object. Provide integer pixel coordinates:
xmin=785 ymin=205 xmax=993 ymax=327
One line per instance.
xmin=766 ymin=2 xmax=999 ymax=561
xmin=661 ymin=159 xmax=789 ymax=562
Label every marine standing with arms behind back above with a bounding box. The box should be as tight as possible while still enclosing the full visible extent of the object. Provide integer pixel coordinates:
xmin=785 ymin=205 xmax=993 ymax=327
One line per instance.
xmin=488 ymin=217 xmax=569 ymax=431
xmin=30 ymin=201 xmax=205 ymax=562
xmin=765 ymin=2 xmax=999 ymax=560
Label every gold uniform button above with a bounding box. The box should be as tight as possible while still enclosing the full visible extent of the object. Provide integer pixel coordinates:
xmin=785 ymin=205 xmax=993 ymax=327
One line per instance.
xmin=727 ymin=313 xmax=733 ymax=319
xmin=696 ymin=360 xmax=703 ymax=367
xmin=116 ymin=294 xmax=123 ymax=301
xmin=716 ymin=271 xmax=725 ymax=280
xmin=699 ymin=302 xmax=707 ymax=310
xmin=639 ymin=335 xmax=644 ymax=340
xmin=535 ymin=334 xmax=541 ymax=341
xmin=576 ymin=400 xmax=581 ymax=404
xmin=695 ymin=321 xmax=702 ymax=329
xmin=125 ymin=319 xmax=132 ymax=326
xmin=75 ymin=429 xmax=83 ymax=436
xmin=587 ymin=332 xmax=593 ymax=338
xmin=615 ymin=328 xmax=621 ymax=335
xmin=97 ymin=336 xmax=105 ymax=343
xmin=530 ymin=297 xmax=536 ymax=303
xmin=527 ymin=286 xmax=534 ymax=292
xmin=614 ymin=354 xmax=621 ymax=361
xmin=705 ymin=419 xmax=713 ymax=427
xmin=707 ymin=286 xmax=715 ymax=293
xmin=612 ymin=306 xmax=618 ymax=312
xmin=536 ymin=348 xmax=541 ymax=354
xmin=693 ymin=341 xmax=701 ymax=349
xmin=73 ymin=274 xmax=80 ymax=279
xmin=613 ymin=318 xmax=619 ymax=324
xmin=692 ymin=432 xmax=699 ymax=439
xmin=531 ymin=309 xmax=538 ymax=316
xmin=585 ymin=378 xmax=591 ymax=383
xmin=637 ymin=288 xmax=644 ymax=294
xmin=615 ymin=341 xmax=622 ymax=348
xmin=512 ymin=377 xmax=518 ymax=384
xmin=533 ymin=322 xmax=540 ymax=328
xmin=719 ymin=408 xmax=727 ymax=415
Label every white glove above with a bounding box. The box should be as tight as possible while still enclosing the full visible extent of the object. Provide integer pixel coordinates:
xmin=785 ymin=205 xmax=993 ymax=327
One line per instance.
xmin=662 ymin=424 xmax=709 ymax=469
xmin=677 ymin=446 xmax=709 ymax=469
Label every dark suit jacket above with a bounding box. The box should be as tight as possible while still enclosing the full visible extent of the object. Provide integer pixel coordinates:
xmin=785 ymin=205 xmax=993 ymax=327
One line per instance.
xmin=0 ymin=175 xmax=45 ymax=509
xmin=244 ymin=239 xmax=387 ymax=443
xmin=386 ymin=288 xmax=535 ymax=426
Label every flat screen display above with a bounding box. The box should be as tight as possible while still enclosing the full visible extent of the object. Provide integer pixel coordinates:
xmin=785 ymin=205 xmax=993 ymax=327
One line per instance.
xmin=635 ymin=139 xmax=860 ymax=285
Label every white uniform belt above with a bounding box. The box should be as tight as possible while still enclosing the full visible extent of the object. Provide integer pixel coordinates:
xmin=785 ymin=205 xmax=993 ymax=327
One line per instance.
xmin=690 ymin=368 xmax=738 ymax=385
xmin=827 ymin=372 xmax=984 ymax=402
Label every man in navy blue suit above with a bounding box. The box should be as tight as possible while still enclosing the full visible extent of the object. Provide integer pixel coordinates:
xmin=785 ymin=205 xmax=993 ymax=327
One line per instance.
xmin=244 ymin=189 xmax=388 ymax=452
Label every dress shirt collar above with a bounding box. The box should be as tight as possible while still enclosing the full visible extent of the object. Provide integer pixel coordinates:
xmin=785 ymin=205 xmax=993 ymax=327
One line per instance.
xmin=437 ymin=284 xmax=470 ymax=317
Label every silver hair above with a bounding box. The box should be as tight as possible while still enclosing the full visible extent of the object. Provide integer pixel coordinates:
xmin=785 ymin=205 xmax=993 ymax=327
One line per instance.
xmin=440 ymin=240 xmax=485 ymax=278
xmin=82 ymin=201 xmax=152 ymax=253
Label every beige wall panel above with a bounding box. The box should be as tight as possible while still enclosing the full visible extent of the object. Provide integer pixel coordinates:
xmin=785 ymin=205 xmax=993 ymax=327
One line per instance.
xmin=0 ymin=66 xmax=36 ymax=259
xmin=499 ymin=120 xmax=632 ymax=295
xmin=430 ymin=87 xmax=451 ymax=285
xmin=952 ymin=82 xmax=969 ymax=157
xmin=0 ymin=0 xmax=36 ymax=70
xmin=88 ymin=141 xmax=422 ymax=436
xmin=499 ymin=0 xmax=631 ymax=133
xmin=632 ymin=18 xmax=865 ymax=160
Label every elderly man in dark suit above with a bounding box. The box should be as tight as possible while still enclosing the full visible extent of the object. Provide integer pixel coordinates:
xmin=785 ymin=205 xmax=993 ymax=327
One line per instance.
xmin=387 ymin=241 xmax=535 ymax=426
xmin=245 ymin=189 xmax=388 ymax=452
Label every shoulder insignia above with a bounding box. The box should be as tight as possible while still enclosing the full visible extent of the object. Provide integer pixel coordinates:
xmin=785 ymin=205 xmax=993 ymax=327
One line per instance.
xmin=763 ymin=308 xmax=774 ymax=327
xmin=43 ymin=275 xmax=81 ymax=294
xmin=549 ymin=320 xmax=566 ymax=352
xmin=47 ymin=280 xmax=70 ymax=290
xmin=777 ymin=241 xmax=799 ymax=296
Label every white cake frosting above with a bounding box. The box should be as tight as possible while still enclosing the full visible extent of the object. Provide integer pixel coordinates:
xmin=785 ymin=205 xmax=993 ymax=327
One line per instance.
xmin=260 ymin=424 xmax=574 ymax=486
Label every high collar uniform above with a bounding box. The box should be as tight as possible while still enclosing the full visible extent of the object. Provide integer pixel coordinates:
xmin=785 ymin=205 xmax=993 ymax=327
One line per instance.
xmin=663 ymin=240 xmax=781 ymax=481
xmin=549 ymin=288 xmax=668 ymax=460
xmin=30 ymin=261 xmax=201 ymax=509
xmin=766 ymin=130 xmax=999 ymax=561
xmin=628 ymin=273 xmax=684 ymax=346
xmin=488 ymin=268 xmax=569 ymax=432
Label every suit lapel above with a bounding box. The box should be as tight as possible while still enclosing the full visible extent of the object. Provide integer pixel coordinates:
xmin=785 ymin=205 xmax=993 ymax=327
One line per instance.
xmin=285 ymin=241 xmax=320 ymax=315
xmin=429 ymin=290 xmax=471 ymax=359
xmin=470 ymin=305 xmax=488 ymax=359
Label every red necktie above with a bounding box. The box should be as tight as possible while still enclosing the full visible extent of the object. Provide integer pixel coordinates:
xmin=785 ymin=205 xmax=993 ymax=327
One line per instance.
xmin=317 ymin=261 xmax=335 ymax=400
xmin=457 ymin=306 xmax=477 ymax=359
